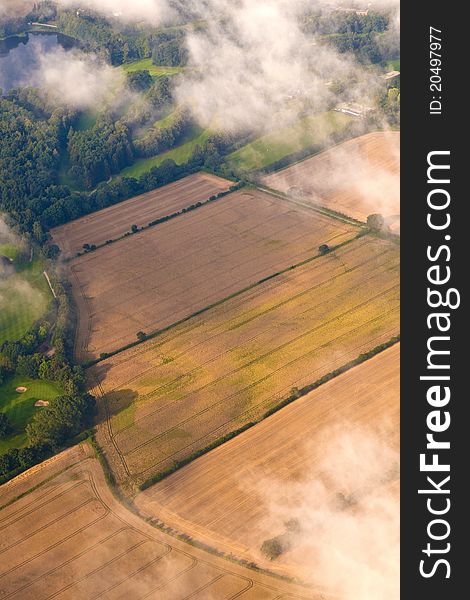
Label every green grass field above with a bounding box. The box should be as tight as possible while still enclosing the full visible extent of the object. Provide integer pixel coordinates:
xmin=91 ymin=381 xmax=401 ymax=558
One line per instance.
xmin=154 ymin=109 xmax=178 ymax=129
xmin=386 ymin=58 xmax=400 ymax=71
xmin=0 ymin=244 xmax=19 ymax=260
xmin=0 ymin=251 xmax=52 ymax=346
xmin=76 ymin=110 xmax=98 ymax=131
xmin=0 ymin=377 xmax=62 ymax=453
xmin=120 ymin=126 xmax=211 ymax=179
xmin=227 ymin=111 xmax=353 ymax=172
xmin=120 ymin=59 xmax=183 ymax=78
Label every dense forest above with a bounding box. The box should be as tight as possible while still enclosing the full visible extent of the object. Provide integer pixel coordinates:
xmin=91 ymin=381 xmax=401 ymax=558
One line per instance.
xmin=0 ymin=88 xmax=234 ymax=233
xmin=301 ymin=9 xmax=398 ymax=64
xmin=56 ymin=12 xmax=189 ymax=67
xmin=134 ymin=108 xmax=193 ymax=158
xmin=67 ymin=118 xmax=134 ymax=188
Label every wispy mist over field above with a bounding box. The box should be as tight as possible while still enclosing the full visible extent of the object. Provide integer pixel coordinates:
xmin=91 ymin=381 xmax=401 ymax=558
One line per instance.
xmin=2 ymin=0 xmax=399 ymax=134
xmin=176 ymin=0 xmax=380 ymax=133
xmin=0 ymin=216 xmax=21 ymax=247
xmin=254 ymin=425 xmax=399 ymax=599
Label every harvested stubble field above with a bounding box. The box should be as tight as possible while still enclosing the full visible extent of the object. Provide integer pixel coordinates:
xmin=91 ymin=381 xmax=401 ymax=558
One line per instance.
xmin=50 ymin=173 xmax=232 ymax=258
xmin=70 ymin=188 xmax=359 ymax=361
xmin=136 ymin=344 xmax=399 ymax=583
xmin=89 ymin=235 xmax=399 ymax=489
xmin=0 ymin=444 xmax=317 ymax=600
xmin=263 ymin=132 xmax=400 ymax=231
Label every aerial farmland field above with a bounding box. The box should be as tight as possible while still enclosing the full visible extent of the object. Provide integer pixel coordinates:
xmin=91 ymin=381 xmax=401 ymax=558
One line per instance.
xmin=50 ymin=172 xmax=232 ymax=258
xmin=263 ymin=132 xmax=400 ymax=231
xmin=136 ymin=344 xmax=399 ymax=582
xmin=69 ymin=187 xmax=359 ymax=361
xmin=0 ymin=444 xmax=317 ymax=600
xmin=89 ymin=235 xmax=399 ymax=490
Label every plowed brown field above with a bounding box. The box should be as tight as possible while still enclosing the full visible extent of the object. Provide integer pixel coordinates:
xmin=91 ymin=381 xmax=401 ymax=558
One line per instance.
xmin=89 ymin=235 xmax=399 ymax=490
xmin=50 ymin=173 xmax=233 ymax=258
xmin=263 ymin=132 xmax=400 ymax=231
xmin=70 ymin=188 xmax=358 ymax=361
xmin=0 ymin=444 xmax=319 ymax=599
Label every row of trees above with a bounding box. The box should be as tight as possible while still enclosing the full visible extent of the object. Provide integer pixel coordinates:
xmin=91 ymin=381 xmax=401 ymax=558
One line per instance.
xmin=41 ymin=131 xmax=234 ymax=229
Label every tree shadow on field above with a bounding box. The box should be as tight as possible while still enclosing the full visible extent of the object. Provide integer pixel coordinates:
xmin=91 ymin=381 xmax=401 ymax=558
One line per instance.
xmin=104 ymin=389 xmax=139 ymax=418
xmin=87 ymin=361 xmax=113 ymax=388
xmin=86 ymin=361 xmax=139 ymax=426
xmin=92 ymin=388 xmax=139 ymax=428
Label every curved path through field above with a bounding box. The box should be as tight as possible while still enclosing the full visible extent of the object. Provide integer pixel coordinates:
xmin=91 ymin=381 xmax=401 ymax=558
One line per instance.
xmin=0 ymin=444 xmax=325 ymax=600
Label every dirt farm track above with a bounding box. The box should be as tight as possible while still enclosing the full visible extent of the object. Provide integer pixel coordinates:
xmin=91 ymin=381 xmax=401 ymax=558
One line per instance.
xmin=0 ymin=444 xmax=322 ymax=599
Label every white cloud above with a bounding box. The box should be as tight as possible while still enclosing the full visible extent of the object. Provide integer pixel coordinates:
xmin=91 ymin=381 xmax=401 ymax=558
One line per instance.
xmin=30 ymin=46 xmax=124 ymax=109
xmin=57 ymin=0 xmax=173 ymax=24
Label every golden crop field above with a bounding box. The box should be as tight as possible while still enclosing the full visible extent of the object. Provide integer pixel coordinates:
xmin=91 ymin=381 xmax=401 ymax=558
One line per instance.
xmin=70 ymin=188 xmax=358 ymax=361
xmin=89 ymin=235 xmax=399 ymax=490
xmin=136 ymin=344 xmax=399 ymax=583
xmin=0 ymin=444 xmax=318 ymax=599
xmin=263 ymin=132 xmax=400 ymax=231
xmin=50 ymin=173 xmax=233 ymax=258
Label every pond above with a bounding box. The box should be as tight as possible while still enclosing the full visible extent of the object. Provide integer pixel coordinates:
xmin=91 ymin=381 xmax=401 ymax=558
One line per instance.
xmin=0 ymin=32 xmax=76 ymax=92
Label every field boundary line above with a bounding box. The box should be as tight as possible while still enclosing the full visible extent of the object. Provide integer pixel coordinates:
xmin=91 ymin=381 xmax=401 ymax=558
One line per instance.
xmin=84 ymin=231 xmax=367 ymax=367
xmin=124 ymin=307 xmax=399 ymax=475
xmin=113 ymin=282 xmax=399 ymax=447
xmin=98 ymin=239 xmax=393 ymax=400
xmin=139 ymin=335 xmax=400 ymax=490
xmin=63 ymin=182 xmax=244 ymax=264
xmin=253 ymin=183 xmax=366 ymax=228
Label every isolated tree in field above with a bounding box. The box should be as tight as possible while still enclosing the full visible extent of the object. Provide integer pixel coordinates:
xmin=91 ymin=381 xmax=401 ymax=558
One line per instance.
xmin=319 ymin=243 xmax=330 ymax=255
xmin=136 ymin=331 xmax=147 ymax=341
xmin=131 ymin=224 xmax=138 ymax=233
xmin=367 ymin=213 xmax=385 ymax=232
xmin=261 ymin=537 xmax=285 ymax=560
xmin=0 ymin=413 xmax=13 ymax=438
